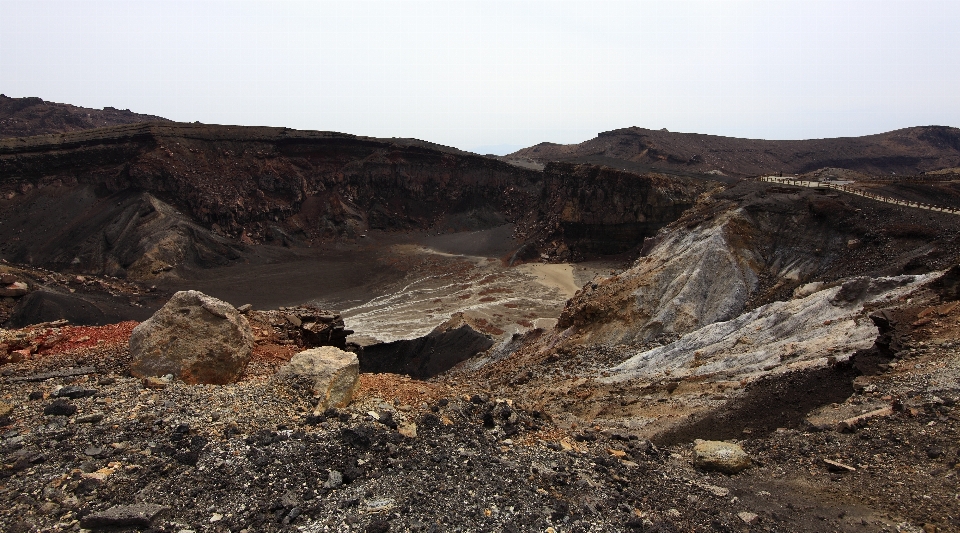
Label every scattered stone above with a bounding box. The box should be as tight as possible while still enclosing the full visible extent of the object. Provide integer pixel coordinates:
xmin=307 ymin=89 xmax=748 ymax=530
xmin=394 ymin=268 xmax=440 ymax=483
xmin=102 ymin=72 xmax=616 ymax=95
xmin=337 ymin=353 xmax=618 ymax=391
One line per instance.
xmin=77 ymin=412 xmax=104 ymax=424
xmin=738 ymin=511 xmax=759 ymax=525
xmin=837 ymin=406 xmax=893 ymax=432
xmin=324 ymin=470 xmax=344 ymax=489
xmin=84 ymin=446 xmax=104 ymax=457
xmin=0 ymin=401 xmax=12 ymax=417
xmin=79 ymin=503 xmax=168 ymax=530
xmin=237 ymin=303 xmax=253 ymax=313
xmin=7 ymin=366 xmax=97 ymax=382
xmin=285 ymin=312 xmax=302 ymax=327
xmin=0 ymin=281 xmax=28 ymax=297
xmin=398 ymin=422 xmax=417 ymax=438
xmin=364 ymin=498 xmax=396 ymax=513
xmin=43 ymin=399 xmax=76 ymax=416
xmin=823 ymin=458 xmax=856 ymax=472
xmin=692 ymin=440 xmax=752 ymax=474
xmin=129 ymin=290 xmax=254 ymax=384
xmin=277 ymin=346 xmax=359 ymax=410
xmin=143 ymin=375 xmax=171 ymax=389
xmin=54 ymin=385 xmax=97 ymax=399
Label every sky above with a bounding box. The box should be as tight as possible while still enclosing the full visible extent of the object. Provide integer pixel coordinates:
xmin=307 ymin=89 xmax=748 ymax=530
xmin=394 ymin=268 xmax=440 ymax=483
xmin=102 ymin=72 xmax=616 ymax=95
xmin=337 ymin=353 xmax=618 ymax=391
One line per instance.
xmin=2 ymin=0 xmax=959 ymax=155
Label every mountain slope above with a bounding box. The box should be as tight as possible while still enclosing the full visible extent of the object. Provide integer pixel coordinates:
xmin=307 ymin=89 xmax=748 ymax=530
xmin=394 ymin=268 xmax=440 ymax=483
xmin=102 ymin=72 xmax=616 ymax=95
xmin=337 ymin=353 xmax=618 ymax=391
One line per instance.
xmin=512 ymin=126 xmax=960 ymax=177
xmin=0 ymin=95 xmax=170 ymax=138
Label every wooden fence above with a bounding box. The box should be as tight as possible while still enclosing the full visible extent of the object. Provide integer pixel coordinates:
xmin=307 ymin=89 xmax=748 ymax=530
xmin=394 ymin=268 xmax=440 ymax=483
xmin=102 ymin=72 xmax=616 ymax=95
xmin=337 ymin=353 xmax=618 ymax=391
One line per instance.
xmin=758 ymin=176 xmax=960 ymax=215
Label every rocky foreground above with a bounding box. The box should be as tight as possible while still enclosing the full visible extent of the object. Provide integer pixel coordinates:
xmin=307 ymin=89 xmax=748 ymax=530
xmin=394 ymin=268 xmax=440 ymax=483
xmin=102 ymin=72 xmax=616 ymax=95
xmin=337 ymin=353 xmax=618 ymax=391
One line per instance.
xmin=1 ymin=287 xmax=959 ymax=533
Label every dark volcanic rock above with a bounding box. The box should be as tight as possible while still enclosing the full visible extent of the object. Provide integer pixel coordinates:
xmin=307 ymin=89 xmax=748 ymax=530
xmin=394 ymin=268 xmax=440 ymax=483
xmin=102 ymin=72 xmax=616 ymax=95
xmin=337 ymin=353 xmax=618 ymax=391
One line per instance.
xmin=0 ymin=121 xmax=713 ymax=279
xmin=0 ymin=186 xmax=243 ymax=282
xmin=42 ymin=399 xmax=76 ymax=416
xmin=250 ymin=306 xmax=353 ymax=350
xmin=54 ymin=385 xmax=97 ymax=399
xmin=0 ymin=123 xmax=542 ymax=261
xmin=360 ymin=325 xmax=494 ymax=379
xmin=930 ymin=264 xmax=960 ymax=300
xmin=519 ymin=162 xmax=715 ymax=259
xmin=7 ymin=289 xmax=154 ymax=328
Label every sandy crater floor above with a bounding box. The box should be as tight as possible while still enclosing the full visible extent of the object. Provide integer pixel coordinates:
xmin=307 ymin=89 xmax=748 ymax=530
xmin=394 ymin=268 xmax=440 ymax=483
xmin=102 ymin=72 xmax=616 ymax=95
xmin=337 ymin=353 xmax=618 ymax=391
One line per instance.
xmin=160 ymin=225 xmax=625 ymax=343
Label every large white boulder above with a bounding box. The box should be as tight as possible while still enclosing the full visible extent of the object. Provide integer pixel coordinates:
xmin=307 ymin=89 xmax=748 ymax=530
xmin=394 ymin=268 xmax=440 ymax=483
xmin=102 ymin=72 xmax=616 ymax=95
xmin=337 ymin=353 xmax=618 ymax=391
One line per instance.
xmin=277 ymin=346 xmax=359 ymax=411
xmin=693 ymin=440 xmax=752 ymax=474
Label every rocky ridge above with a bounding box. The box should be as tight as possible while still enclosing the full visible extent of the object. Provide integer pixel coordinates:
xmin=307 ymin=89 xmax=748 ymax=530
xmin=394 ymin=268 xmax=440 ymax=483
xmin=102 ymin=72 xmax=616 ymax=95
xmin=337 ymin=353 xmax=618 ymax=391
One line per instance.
xmin=512 ymin=125 xmax=960 ymax=177
xmin=0 ymin=95 xmax=171 ymax=139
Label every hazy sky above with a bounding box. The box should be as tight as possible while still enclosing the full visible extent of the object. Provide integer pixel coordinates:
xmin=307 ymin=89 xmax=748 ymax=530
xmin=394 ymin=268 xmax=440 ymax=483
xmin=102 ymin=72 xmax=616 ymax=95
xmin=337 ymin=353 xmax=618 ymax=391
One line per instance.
xmin=3 ymin=0 xmax=959 ymax=154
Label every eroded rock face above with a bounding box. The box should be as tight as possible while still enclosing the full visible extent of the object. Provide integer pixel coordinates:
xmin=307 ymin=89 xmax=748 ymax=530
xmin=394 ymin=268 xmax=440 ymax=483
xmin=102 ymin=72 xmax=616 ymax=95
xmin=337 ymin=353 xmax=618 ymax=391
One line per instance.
xmin=559 ymin=208 xmax=762 ymax=345
xmin=0 ymin=123 xmax=711 ymax=279
xmin=516 ymin=162 xmax=717 ymax=260
xmin=0 ymin=94 xmax=170 ymax=138
xmin=129 ymin=290 xmax=254 ymax=384
xmin=692 ymin=440 xmax=751 ymax=474
xmin=559 ymin=180 xmax=960 ymax=346
xmin=605 ymin=274 xmax=930 ymax=382
xmin=277 ymin=346 xmax=359 ymax=411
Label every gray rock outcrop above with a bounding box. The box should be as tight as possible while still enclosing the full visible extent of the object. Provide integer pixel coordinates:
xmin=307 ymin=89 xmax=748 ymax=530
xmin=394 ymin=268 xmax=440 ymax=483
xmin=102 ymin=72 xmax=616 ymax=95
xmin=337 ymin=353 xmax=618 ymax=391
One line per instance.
xmin=606 ymin=273 xmax=930 ymax=383
xmin=129 ymin=290 xmax=254 ymax=384
xmin=277 ymin=346 xmax=359 ymax=411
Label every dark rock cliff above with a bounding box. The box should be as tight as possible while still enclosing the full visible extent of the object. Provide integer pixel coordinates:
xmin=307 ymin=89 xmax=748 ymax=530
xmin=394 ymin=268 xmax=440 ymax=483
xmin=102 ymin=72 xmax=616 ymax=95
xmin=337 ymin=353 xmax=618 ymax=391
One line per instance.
xmin=516 ymin=162 xmax=719 ymax=261
xmin=0 ymin=123 xmax=542 ymax=241
xmin=0 ymin=123 xmax=712 ymax=279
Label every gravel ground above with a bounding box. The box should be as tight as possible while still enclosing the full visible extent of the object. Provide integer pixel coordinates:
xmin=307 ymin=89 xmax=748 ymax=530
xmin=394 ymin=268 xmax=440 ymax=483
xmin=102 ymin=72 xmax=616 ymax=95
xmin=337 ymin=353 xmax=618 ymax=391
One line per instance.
xmin=2 ymin=317 xmax=959 ymax=533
